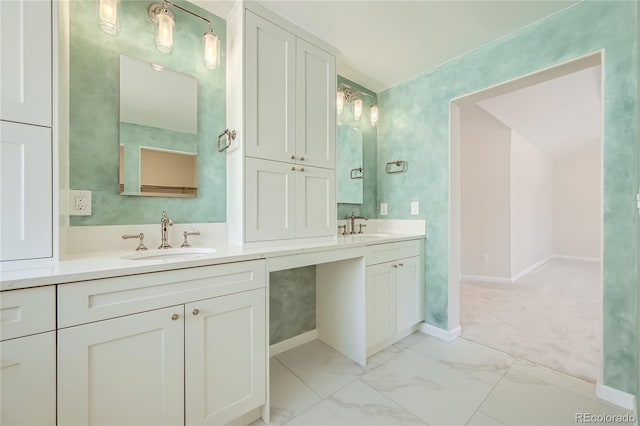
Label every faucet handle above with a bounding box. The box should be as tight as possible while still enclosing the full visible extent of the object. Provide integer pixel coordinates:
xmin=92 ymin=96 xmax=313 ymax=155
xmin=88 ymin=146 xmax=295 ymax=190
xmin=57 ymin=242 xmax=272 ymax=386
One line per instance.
xmin=122 ymin=233 xmax=148 ymax=251
xmin=181 ymin=230 xmax=200 ymax=248
xmin=338 ymin=224 xmax=347 ymax=236
xmin=358 ymin=224 xmax=367 ymax=234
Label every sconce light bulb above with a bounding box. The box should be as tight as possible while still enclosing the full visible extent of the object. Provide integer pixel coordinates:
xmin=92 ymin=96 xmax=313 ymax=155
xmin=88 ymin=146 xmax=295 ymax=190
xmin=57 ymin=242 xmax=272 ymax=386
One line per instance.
xmin=154 ymin=7 xmax=175 ymax=54
xmin=370 ymin=105 xmax=379 ymax=126
xmin=98 ymin=0 xmax=120 ymax=35
xmin=336 ymin=90 xmax=345 ymax=114
xmin=203 ymin=29 xmax=220 ymax=70
xmin=353 ymin=98 xmax=363 ymax=121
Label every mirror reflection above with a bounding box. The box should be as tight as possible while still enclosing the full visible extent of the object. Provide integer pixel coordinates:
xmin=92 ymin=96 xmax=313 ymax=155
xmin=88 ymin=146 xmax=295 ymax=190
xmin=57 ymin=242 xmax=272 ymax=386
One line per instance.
xmin=337 ymin=124 xmax=364 ymax=204
xmin=119 ymin=54 xmax=199 ymax=197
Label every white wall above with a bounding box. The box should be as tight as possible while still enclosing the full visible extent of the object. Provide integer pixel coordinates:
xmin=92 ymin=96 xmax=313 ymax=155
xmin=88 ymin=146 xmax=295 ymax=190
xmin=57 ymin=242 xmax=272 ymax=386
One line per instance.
xmin=460 ymin=104 xmax=512 ymax=278
xmin=553 ymin=140 xmax=601 ymax=259
xmin=510 ymin=130 xmax=554 ymax=276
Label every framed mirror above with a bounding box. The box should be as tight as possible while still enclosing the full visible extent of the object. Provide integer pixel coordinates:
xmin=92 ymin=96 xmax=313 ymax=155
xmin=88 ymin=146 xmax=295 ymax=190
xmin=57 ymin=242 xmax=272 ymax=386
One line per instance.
xmin=119 ymin=54 xmax=199 ymax=197
xmin=337 ymin=124 xmax=364 ymax=204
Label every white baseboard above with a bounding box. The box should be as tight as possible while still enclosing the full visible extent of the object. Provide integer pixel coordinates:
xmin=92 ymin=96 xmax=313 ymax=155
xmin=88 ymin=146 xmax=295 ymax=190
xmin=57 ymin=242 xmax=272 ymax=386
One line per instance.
xmin=553 ymin=254 xmax=600 ymax=263
xmin=511 ymin=256 xmax=552 ymax=283
xmin=420 ymin=323 xmax=461 ymax=342
xmin=270 ymin=330 xmax=317 ymax=357
xmin=596 ymin=383 xmax=637 ymax=411
xmin=460 ymin=274 xmax=512 ymax=284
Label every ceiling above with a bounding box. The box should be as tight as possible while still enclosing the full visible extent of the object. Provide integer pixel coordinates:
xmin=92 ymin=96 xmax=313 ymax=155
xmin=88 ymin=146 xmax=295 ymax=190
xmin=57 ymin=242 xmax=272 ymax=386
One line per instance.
xmin=477 ymin=65 xmax=602 ymax=159
xmin=194 ymin=0 xmax=578 ymax=93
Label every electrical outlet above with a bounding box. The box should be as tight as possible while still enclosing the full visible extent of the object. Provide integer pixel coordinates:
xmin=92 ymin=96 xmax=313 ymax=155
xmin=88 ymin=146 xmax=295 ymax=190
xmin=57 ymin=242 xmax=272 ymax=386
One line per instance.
xmin=380 ymin=203 xmax=388 ymax=216
xmin=482 ymin=254 xmax=489 ymax=263
xmin=410 ymin=201 xmax=419 ymax=215
xmin=69 ymin=190 xmax=92 ymax=216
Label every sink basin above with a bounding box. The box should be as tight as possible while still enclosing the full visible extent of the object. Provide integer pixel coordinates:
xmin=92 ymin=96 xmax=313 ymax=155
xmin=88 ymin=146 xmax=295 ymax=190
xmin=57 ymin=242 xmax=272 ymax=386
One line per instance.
xmin=121 ymin=247 xmax=217 ymax=261
xmin=353 ymin=233 xmax=394 ymax=241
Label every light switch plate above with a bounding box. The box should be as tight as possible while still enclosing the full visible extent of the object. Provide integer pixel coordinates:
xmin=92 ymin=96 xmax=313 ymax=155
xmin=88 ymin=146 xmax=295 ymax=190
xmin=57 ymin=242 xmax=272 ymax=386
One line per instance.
xmin=380 ymin=203 xmax=388 ymax=216
xmin=410 ymin=201 xmax=419 ymax=215
xmin=69 ymin=190 xmax=92 ymax=216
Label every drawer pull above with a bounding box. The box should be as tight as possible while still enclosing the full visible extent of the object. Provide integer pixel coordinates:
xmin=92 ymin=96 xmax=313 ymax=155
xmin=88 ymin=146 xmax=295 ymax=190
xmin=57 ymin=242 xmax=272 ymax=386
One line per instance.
xmin=399 ymin=263 xmax=404 ymax=267
xmin=392 ymin=264 xmax=398 ymax=268
xmin=192 ymin=309 xmax=200 ymax=316
xmin=290 ymin=155 xmax=295 ymax=160
xmin=171 ymin=314 xmax=179 ymax=321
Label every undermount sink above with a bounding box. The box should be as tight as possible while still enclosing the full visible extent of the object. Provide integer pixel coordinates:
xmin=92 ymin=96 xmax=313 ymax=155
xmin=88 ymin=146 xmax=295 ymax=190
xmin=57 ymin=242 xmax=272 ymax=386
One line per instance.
xmin=353 ymin=233 xmax=394 ymax=241
xmin=121 ymin=247 xmax=217 ymax=261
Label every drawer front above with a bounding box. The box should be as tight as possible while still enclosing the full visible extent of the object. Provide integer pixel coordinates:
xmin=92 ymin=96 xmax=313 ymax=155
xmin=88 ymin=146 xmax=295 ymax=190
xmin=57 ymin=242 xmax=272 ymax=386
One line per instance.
xmin=58 ymin=260 xmax=266 ymax=328
xmin=366 ymin=240 xmax=422 ymax=266
xmin=0 ymin=286 xmax=55 ymax=340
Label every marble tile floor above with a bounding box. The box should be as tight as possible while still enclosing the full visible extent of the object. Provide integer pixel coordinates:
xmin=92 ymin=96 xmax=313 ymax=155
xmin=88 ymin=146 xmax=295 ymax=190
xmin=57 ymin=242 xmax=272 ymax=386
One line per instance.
xmin=460 ymin=258 xmax=601 ymax=382
xmin=251 ymin=333 xmax=634 ymax=426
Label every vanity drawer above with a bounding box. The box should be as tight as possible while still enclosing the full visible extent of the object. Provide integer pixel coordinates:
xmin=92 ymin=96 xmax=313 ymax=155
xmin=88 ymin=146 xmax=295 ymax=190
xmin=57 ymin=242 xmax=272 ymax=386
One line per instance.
xmin=366 ymin=240 xmax=422 ymax=266
xmin=0 ymin=286 xmax=56 ymax=341
xmin=58 ymin=260 xmax=266 ymax=328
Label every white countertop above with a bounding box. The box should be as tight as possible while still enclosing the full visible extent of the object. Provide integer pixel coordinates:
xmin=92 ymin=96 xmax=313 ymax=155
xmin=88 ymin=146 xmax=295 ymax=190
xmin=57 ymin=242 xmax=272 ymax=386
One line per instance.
xmin=0 ymin=233 xmax=424 ymax=291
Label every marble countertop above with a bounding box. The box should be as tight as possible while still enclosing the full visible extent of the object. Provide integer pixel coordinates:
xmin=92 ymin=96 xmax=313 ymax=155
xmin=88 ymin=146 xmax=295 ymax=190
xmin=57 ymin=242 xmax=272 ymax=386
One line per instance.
xmin=0 ymin=233 xmax=424 ymax=291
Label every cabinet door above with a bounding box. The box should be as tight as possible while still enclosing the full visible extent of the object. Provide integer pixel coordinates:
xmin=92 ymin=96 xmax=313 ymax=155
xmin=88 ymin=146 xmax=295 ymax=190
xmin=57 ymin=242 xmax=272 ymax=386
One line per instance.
xmin=245 ymin=158 xmax=296 ymax=242
xmin=0 ymin=0 xmax=51 ymax=126
xmin=185 ymin=288 xmax=266 ymax=426
xmin=0 ymin=121 xmax=52 ymax=262
xmin=58 ymin=307 xmax=184 ymax=426
xmin=296 ymin=165 xmax=336 ymax=238
xmin=366 ymin=262 xmax=396 ymax=354
xmin=245 ymin=11 xmax=296 ymax=163
xmin=0 ymin=332 xmax=56 ymax=426
xmin=296 ymin=39 xmax=336 ymax=169
xmin=396 ymin=256 xmax=424 ymax=332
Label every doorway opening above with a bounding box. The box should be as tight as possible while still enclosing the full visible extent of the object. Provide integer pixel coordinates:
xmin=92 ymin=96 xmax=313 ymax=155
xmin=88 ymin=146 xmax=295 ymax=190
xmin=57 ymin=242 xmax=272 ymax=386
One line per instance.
xmin=449 ymin=52 xmax=603 ymax=382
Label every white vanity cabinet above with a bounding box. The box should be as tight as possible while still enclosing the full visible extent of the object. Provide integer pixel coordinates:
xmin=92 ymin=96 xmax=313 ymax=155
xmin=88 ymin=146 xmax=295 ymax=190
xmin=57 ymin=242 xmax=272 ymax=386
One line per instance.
xmin=227 ymin=5 xmax=336 ymax=244
xmin=0 ymin=0 xmax=55 ymax=265
xmin=365 ymin=241 xmax=425 ymax=356
xmin=0 ymin=286 xmax=56 ymax=426
xmin=57 ymin=260 xmax=268 ymax=426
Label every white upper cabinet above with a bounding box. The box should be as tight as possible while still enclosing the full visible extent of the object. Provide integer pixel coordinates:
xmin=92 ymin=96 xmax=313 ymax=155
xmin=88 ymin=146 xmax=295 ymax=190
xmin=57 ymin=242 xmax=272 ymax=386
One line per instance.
xmin=0 ymin=121 xmax=52 ymax=262
xmin=296 ymin=165 xmax=336 ymax=238
xmin=0 ymin=0 xmax=52 ymax=126
xmin=296 ymin=39 xmax=336 ymax=169
xmin=245 ymin=11 xmax=296 ymax=163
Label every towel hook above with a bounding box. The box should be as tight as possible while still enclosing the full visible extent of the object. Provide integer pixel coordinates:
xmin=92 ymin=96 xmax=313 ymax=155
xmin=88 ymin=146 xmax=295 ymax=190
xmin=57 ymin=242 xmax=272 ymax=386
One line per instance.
xmin=217 ymin=129 xmax=237 ymax=152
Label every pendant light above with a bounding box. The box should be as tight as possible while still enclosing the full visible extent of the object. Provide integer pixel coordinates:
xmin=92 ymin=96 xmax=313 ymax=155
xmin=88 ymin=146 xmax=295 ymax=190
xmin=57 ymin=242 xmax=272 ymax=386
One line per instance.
xmin=203 ymin=27 xmax=220 ymax=70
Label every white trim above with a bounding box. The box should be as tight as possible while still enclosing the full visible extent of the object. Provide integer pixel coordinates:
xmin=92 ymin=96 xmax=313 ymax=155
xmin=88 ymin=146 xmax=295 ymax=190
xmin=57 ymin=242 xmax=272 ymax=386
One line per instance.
xmin=460 ymin=275 xmax=512 ymax=284
xmin=269 ymin=330 xmax=317 ymax=357
xmin=510 ymin=256 xmax=552 ymax=282
xmin=552 ymin=254 xmax=600 ymax=263
xmin=596 ymin=383 xmax=637 ymax=411
xmin=419 ymin=323 xmax=461 ymax=342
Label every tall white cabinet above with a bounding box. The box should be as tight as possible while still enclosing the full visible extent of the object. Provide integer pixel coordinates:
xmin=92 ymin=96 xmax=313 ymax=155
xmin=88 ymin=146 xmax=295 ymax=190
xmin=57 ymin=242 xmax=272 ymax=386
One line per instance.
xmin=0 ymin=0 xmax=55 ymax=264
xmin=227 ymin=5 xmax=336 ymax=244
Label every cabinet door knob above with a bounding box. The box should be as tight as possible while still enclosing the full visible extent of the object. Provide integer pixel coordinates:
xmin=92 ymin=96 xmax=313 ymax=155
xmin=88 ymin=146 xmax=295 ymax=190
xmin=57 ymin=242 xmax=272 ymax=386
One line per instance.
xmin=171 ymin=314 xmax=179 ymax=321
xmin=399 ymin=263 xmax=404 ymax=267
xmin=300 ymin=167 xmax=305 ymax=172
xmin=299 ymin=156 xmax=304 ymax=161
xmin=291 ymin=166 xmax=296 ymax=171
xmin=392 ymin=264 xmax=398 ymax=268
xmin=290 ymin=155 xmax=296 ymax=160
xmin=192 ymin=309 xmax=199 ymax=316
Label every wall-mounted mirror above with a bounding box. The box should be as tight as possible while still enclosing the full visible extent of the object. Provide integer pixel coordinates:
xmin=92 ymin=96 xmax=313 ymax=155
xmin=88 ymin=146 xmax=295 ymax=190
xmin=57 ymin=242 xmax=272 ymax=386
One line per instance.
xmin=119 ymin=54 xmax=199 ymax=197
xmin=337 ymin=124 xmax=364 ymax=204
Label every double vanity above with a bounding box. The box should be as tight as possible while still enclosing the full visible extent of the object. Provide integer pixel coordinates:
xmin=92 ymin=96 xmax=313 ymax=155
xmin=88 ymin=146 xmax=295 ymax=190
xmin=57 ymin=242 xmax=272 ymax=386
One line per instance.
xmin=1 ymin=223 xmax=425 ymax=426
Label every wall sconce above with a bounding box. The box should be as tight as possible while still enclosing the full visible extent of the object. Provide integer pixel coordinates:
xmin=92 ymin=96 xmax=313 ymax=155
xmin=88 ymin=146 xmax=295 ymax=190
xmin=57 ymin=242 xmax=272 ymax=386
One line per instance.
xmin=98 ymin=0 xmax=120 ymax=35
xmin=337 ymin=84 xmax=379 ymax=126
xmin=98 ymin=0 xmax=220 ymax=71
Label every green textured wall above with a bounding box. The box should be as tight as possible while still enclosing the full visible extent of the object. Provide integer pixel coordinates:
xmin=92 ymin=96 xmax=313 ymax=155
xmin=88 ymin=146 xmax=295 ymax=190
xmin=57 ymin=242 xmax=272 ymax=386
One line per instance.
xmin=378 ymin=1 xmax=638 ymax=393
xmin=270 ymin=266 xmax=316 ymax=344
xmin=69 ymin=0 xmax=226 ymax=225
xmin=337 ymin=76 xmax=378 ymax=220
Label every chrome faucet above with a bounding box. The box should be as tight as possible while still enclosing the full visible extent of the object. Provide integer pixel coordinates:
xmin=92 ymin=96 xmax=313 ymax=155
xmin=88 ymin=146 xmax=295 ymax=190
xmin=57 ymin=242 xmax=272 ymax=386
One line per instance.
xmin=159 ymin=211 xmax=173 ymax=249
xmin=348 ymin=212 xmax=368 ymax=234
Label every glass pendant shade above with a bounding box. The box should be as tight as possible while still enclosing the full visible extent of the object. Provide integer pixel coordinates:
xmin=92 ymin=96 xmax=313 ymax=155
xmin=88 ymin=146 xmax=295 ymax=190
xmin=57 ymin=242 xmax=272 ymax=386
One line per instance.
xmin=154 ymin=8 xmax=175 ymax=54
xmin=336 ymin=91 xmax=345 ymax=114
xmin=98 ymin=0 xmax=120 ymax=35
xmin=353 ymin=98 xmax=363 ymax=121
xmin=203 ymin=29 xmax=220 ymax=70
xmin=370 ymin=105 xmax=379 ymax=126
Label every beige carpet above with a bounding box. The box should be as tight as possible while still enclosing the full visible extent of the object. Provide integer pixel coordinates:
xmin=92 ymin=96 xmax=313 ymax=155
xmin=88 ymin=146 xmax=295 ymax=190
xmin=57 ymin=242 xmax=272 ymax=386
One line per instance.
xmin=460 ymin=258 xmax=601 ymax=382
